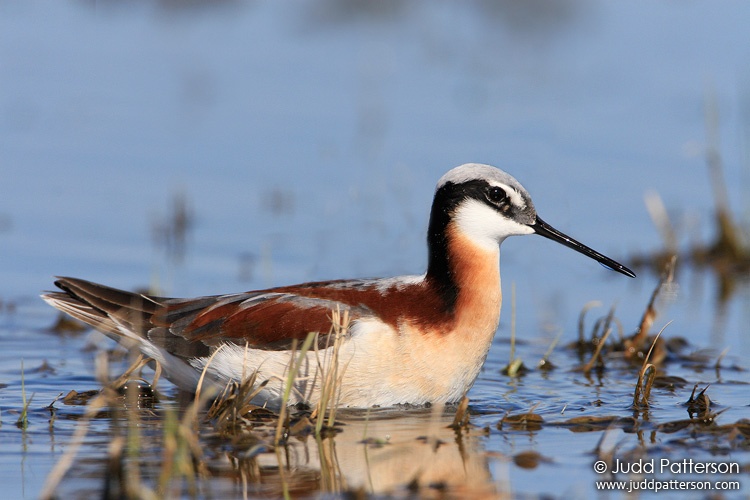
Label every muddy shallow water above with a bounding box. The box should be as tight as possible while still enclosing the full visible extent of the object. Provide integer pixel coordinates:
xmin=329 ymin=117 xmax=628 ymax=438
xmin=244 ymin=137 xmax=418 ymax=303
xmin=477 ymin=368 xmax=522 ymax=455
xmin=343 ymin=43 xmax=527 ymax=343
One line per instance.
xmin=2 ymin=284 xmax=748 ymax=498
xmin=2 ymin=1 xmax=750 ymax=498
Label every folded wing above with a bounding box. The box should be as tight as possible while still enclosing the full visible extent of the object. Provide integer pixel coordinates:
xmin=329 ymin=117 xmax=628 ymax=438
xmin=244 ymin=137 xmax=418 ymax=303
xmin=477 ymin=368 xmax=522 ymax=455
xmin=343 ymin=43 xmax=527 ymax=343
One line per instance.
xmin=43 ymin=277 xmax=370 ymax=360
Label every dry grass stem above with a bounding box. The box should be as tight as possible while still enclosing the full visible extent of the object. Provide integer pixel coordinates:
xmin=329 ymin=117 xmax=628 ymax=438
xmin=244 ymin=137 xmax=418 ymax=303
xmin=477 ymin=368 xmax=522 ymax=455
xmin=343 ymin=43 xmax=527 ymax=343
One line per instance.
xmin=192 ymin=344 xmax=225 ymax=425
xmin=579 ymin=327 xmax=612 ymax=374
xmin=16 ymin=360 xmax=33 ymax=430
xmin=715 ymin=347 xmax=729 ymax=370
xmin=578 ymin=301 xmax=602 ymax=344
xmin=275 ymin=331 xmax=316 ymax=445
xmin=313 ymin=306 xmax=350 ymax=435
xmin=644 ymin=190 xmax=678 ymax=252
xmin=630 ymin=256 xmax=676 ymax=352
xmin=538 ymin=329 xmax=563 ymax=370
xmin=449 ymin=395 xmax=471 ymax=429
xmin=503 ymin=283 xmax=526 ymax=376
xmin=39 ymin=392 xmax=111 ymax=499
xmin=633 ymin=321 xmax=671 ymax=408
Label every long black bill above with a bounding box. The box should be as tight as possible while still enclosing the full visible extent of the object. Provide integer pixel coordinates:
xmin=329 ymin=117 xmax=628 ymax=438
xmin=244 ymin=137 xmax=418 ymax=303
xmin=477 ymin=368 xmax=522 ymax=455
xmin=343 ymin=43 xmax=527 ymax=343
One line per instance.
xmin=532 ymin=217 xmax=636 ymax=278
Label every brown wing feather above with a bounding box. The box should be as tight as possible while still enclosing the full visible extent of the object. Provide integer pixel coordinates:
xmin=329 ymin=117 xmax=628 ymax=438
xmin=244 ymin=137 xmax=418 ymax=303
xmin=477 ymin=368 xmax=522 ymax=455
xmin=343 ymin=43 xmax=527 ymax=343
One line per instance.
xmin=45 ymin=275 xmax=454 ymax=359
xmin=159 ymin=293 xmax=364 ymax=348
xmin=45 ymin=277 xmax=374 ymax=357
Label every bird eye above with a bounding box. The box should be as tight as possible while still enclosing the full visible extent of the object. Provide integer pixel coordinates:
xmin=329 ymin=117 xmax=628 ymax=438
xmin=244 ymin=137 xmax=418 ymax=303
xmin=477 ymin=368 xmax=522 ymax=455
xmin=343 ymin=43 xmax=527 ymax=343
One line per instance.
xmin=487 ymin=186 xmax=507 ymax=204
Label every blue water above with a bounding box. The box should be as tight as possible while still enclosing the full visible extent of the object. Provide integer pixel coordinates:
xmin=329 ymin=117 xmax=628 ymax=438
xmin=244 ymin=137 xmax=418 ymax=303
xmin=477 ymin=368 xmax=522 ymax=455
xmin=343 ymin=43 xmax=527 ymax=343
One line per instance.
xmin=2 ymin=2 xmax=749 ymax=498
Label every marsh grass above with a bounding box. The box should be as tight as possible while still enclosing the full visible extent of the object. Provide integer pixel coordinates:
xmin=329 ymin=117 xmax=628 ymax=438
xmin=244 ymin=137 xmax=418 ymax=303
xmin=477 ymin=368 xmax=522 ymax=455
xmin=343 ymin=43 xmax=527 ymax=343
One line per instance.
xmin=624 ymin=256 xmax=676 ymax=364
xmin=46 ymin=309 xmax=358 ymax=498
xmin=570 ymin=256 xmax=679 ymax=377
xmin=38 ymin=346 xmax=210 ymax=499
xmin=537 ymin=329 xmax=562 ymax=371
xmin=502 ymin=283 xmax=527 ymax=376
xmin=578 ymin=326 xmax=612 ymax=375
xmin=630 ymin=93 xmax=750 ymax=302
xmin=275 ymin=331 xmax=316 ymax=446
xmin=576 ymin=300 xmax=602 ymax=348
xmin=206 ymin=372 xmax=267 ymax=436
xmin=267 ymin=309 xmax=353 ymax=497
xmin=311 ymin=306 xmax=350 ymax=436
xmin=449 ymin=395 xmax=471 ymax=430
xmin=574 ymin=303 xmax=617 ymax=374
xmin=15 ymin=360 xmax=33 ymax=430
xmin=632 ymin=322 xmax=670 ymax=409
xmin=685 ymin=384 xmax=713 ymax=418
xmin=41 ymin=392 xmax=113 ymax=499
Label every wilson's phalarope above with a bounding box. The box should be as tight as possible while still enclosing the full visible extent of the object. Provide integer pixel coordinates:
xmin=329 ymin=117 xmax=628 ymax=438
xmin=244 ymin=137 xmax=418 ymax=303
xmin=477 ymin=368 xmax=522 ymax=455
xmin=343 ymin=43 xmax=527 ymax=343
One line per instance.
xmin=43 ymin=163 xmax=634 ymax=408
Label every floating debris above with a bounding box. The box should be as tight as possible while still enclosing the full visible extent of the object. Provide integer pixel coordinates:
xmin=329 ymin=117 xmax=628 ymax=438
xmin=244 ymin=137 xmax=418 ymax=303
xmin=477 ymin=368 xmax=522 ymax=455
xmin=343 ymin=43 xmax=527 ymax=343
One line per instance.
xmin=498 ymin=408 xmax=544 ymax=432
xmin=512 ymin=450 xmax=552 ymax=469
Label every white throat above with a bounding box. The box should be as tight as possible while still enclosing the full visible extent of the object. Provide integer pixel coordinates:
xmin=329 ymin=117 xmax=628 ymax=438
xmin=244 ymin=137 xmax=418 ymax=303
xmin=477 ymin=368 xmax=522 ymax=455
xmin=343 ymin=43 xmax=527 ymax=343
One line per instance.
xmin=452 ymin=199 xmax=534 ymax=252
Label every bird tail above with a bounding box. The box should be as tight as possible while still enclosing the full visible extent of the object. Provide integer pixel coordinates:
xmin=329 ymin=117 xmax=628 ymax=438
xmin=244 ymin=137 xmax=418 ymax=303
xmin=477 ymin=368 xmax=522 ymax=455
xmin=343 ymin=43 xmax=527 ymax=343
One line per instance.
xmin=41 ymin=277 xmax=159 ymax=347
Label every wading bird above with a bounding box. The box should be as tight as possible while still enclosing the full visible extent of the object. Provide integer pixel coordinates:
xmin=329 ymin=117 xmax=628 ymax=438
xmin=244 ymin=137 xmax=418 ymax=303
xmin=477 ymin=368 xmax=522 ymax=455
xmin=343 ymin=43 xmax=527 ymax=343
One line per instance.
xmin=43 ymin=163 xmax=634 ymax=408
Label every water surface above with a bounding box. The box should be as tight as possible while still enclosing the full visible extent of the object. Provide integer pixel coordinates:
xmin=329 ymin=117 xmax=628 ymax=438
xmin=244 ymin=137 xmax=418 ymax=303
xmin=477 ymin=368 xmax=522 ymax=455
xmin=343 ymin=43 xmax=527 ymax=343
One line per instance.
xmin=1 ymin=2 xmax=749 ymax=498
